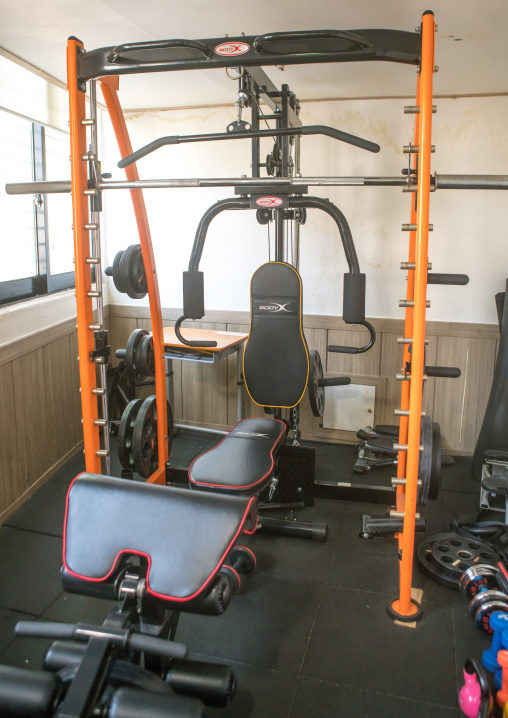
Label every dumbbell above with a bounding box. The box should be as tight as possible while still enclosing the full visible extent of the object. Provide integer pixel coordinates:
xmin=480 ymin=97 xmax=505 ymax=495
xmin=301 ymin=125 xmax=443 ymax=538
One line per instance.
xmin=460 ymin=564 xmax=501 ymax=601
xmin=482 ymin=611 xmax=508 ymax=672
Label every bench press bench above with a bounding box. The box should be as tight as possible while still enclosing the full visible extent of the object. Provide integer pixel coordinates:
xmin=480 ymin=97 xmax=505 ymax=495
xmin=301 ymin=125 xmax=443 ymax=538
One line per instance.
xmin=0 ymin=473 xmax=258 ymax=717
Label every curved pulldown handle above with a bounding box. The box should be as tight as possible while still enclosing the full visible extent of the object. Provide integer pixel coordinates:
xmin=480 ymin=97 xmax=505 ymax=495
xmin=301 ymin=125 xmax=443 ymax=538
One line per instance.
xmin=175 ymin=271 xmax=217 ymax=348
xmin=118 ymin=125 xmax=379 ymax=168
xmin=253 ymin=29 xmax=373 ymax=53
xmin=174 ymin=316 xmax=217 ymax=348
xmin=107 ymin=39 xmax=211 ymax=64
xmin=328 ymin=320 xmax=376 ymax=355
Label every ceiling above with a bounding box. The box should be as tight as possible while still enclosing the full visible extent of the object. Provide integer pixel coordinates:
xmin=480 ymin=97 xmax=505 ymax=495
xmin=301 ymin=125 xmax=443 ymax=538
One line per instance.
xmin=0 ymin=0 xmax=507 ymax=110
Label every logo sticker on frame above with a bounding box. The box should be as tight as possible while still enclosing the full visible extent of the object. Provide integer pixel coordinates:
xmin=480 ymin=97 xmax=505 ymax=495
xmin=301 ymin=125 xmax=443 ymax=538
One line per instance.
xmin=214 ymin=42 xmax=250 ymax=57
xmin=256 ymin=197 xmax=284 ymax=208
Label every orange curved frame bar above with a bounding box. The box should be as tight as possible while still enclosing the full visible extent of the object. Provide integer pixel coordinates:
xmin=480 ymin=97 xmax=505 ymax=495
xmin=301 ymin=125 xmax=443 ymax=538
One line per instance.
xmin=98 ymin=77 xmax=168 ymax=485
xmin=67 ymin=38 xmax=102 ymax=473
xmin=391 ymin=11 xmax=435 ymax=618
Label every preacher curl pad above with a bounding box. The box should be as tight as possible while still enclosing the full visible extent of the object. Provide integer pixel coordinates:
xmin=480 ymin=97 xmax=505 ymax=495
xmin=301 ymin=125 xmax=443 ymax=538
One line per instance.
xmin=243 ymin=262 xmax=308 ymax=408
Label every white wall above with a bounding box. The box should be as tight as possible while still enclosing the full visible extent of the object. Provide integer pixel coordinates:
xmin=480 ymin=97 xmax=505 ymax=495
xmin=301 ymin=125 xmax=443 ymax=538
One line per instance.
xmin=101 ymin=95 xmax=508 ymax=325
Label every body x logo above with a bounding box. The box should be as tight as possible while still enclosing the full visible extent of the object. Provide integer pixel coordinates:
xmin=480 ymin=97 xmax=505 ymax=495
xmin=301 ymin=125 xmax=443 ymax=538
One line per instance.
xmin=214 ymin=42 xmax=250 ymax=56
xmin=258 ymin=303 xmax=292 ymax=313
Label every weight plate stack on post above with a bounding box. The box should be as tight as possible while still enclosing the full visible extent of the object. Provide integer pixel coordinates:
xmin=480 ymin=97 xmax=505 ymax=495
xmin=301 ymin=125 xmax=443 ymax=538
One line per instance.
xmin=105 ymin=244 xmax=147 ymax=299
xmin=308 ymin=350 xmax=325 ymax=418
xmin=118 ymin=396 xmax=173 ymax=479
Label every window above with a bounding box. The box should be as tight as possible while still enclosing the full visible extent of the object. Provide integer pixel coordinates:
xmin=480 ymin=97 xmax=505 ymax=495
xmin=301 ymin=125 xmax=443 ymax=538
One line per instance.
xmin=0 ymin=108 xmax=74 ymax=306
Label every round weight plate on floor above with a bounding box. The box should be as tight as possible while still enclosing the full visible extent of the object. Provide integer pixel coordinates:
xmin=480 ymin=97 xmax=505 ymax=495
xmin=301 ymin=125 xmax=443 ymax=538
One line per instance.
xmin=430 ymin=534 xmax=498 ymax=580
xmin=308 ymin=350 xmax=325 ymax=418
xmin=417 ymin=415 xmax=433 ymax=505
xmin=417 ymin=532 xmax=498 ymax=590
xmin=125 ymin=328 xmax=148 ymax=379
xmin=118 ymin=399 xmax=143 ymax=469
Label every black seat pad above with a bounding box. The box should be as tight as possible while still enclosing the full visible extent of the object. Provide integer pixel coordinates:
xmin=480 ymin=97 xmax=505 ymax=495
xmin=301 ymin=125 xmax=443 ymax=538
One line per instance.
xmin=243 ymin=262 xmax=309 ymax=408
xmin=189 ymin=417 xmax=286 ymax=494
xmin=64 ymin=474 xmax=257 ymax=603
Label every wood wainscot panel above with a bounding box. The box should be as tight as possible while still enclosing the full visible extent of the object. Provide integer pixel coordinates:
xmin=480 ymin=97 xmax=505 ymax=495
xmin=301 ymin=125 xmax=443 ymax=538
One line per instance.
xmin=12 ymin=348 xmax=51 ymax=492
xmin=179 ymin=322 xmax=229 ymax=427
xmin=432 ymin=335 xmax=497 ymax=453
xmin=0 ymin=362 xmax=22 ymax=513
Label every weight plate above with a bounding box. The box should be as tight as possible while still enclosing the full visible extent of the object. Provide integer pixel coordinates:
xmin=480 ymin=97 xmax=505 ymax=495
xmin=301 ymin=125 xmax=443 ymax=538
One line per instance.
xmin=111 ymin=250 xmax=128 ymax=294
xmin=131 ymin=396 xmax=174 ymax=479
xmin=430 ymin=535 xmax=498 ymax=580
xmin=428 ymin=421 xmax=442 ymax=500
xmin=272 ymin=142 xmax=281 ymax=164
xmin=295 ymin=207 xmax=307 ymax=225
xmin=118 ymin=399 xmax=143 ymax=469
xmin=125 ymin=328 xmax=148 ymax=379
xmin=417 ymin=532 xmax=499 ymax=590
xmin=417 ymin=534 xmax=461 ymax=589
xmin=137 ymin=334 xmax=155 ymax=380
xmin=459 ymin=564 xmax=500 ymax=602
xmin=132 ymin=396 xmax=158 ymax=479
xmin=417 ymin=415 xmax=433 ymax=505
xmin=119 ymin=245 xmax=147 ymax=300
xmin=127 ymin=244 xmax=148 ymax=298
xmin=307 ymin=350 xmax=325 ymax=418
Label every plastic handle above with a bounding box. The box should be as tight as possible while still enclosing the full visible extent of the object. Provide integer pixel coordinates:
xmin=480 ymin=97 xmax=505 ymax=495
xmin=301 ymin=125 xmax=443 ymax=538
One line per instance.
xmin=108 ymin=39 xmax=211 ymax=64
xmin=427 ymin=273 xmax=469 ymax=286
xmin=302 ymin=125 xmax=379 ymax=153
xmin=425 ymin=365 xmax=461 ymax=378
xmin=318 ymin=377 xmax=351 ymax=387
xmin=174 ymin=316 xmax=217 ymax=348
xmin=328 ymin=320 xmax=376 ymax=355
xmin=253 ymin=29 xmax=373 ymax=53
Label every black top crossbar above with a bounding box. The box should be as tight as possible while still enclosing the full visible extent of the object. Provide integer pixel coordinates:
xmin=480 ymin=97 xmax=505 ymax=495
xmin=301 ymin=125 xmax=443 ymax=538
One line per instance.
xmin=77 ymin=29 xmax=421 ymax=82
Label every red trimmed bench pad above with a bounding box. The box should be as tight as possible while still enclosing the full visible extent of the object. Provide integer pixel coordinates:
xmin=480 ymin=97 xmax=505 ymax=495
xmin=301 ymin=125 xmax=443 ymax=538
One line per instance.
xmin=63 ymin=474 xmax=257 ymax=603
xmin=189 ymin=418 xmax=286 ymax=494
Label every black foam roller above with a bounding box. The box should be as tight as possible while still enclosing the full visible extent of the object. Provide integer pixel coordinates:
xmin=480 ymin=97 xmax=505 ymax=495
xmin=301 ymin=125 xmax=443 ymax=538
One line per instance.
xmin=472 ymin=280 xmax=508 ymax=478
xmin=343 ymin=273 xmax=366 ymax=324
xmin=183 ymin=271 xmax=205 ymax=319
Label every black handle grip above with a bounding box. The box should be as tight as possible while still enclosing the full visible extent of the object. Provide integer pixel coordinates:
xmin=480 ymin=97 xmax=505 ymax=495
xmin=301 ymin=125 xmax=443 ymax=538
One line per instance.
xmin=302 ymin=125 xmax=379 ymax=153
xmin=318 ymin=376 xmax=351 ymax=387
xmin=16 ymin=621 xmax=75 ymax=639
xmin=427 ymin=273 xmax=469 ymax=286
xmin=425 ymin=365 xmax=461 ymax=378
xmin=174 ymin=316 xmax=217 ymax=348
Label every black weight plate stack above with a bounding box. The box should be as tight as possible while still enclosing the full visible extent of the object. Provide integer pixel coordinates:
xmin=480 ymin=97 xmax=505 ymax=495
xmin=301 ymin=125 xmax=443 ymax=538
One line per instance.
xmin=131 ymin=396 xmax=174 ymax=479
xmin=119 ymin=245 xmax=147 ymax=300
xmin=111 ymin=250 xmax=128 ymax=294
xmin=137 ymin=334 xmax=155 ymax=379
xmin=118 ymin=399 xmax=143 ymax=469
xmin=308 ymin=350 xmax=325 ymax=418
xmin=417 ymin=415 xmax=433 ymax=505
xmin=428 ymin=421 xmax=442 ymax=500
xmin=125 ymin=328 xmax=148 ymax=379
xmin=417 ymin=532 xmax=498 ymax=590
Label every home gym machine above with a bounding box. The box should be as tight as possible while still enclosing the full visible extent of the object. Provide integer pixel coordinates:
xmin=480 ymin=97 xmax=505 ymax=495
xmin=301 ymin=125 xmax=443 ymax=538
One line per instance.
xmin=7 ymin=11 xmax=508 ymax=638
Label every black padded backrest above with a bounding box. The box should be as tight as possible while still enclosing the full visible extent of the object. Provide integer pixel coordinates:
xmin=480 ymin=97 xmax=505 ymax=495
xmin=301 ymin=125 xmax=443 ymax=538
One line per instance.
xmin=63 ymin=474 xmax=257 ymax=603
xmin=243 ymin=262 xmax=309 ymax=408
xmin=189 ymin=417 xmax=286 ymax=494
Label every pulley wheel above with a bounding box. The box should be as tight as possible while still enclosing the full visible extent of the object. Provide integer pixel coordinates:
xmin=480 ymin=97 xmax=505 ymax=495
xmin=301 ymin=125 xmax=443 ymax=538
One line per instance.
xmin=118 ymin=399 xmax=143 ymax=469
xmin=266 ymin=152 xmax=276 ymax=176
xmin=272 ymin=142 xmax=281 ymax=164
xmin=308 ymin=350 xmax=325 ymax=418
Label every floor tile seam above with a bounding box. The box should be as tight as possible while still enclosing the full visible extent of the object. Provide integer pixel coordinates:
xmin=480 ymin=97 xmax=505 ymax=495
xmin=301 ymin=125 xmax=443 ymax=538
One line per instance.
xmin=296 ymin=581 xmax=327 ymax=677
xmin=187 ymin=650 xmax=299 ymax=678
xmin=1 ymin=525 xmax=63 ymax=540
xmin=297 ymin=670 xmax=459 ymax=708
xmin=322 ymin=582 xmax=456 ymax=606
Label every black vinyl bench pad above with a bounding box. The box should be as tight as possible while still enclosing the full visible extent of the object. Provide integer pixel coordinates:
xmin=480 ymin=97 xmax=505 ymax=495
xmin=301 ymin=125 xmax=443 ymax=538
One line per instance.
xmin=64 ymin=474 xmax=257 ymax=603
xmin=189 ymin=418 xmax=286 ymax=494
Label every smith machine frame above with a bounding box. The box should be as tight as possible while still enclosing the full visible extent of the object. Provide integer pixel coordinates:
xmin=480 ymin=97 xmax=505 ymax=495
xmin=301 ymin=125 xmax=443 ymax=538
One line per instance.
xmin=7 ymin=12 xmax=506 ymax=621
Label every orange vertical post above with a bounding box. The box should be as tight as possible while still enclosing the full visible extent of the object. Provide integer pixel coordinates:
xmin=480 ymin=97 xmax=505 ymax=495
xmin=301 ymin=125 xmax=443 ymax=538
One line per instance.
xmin=67 ymin=38 xmax=102 ymax=473
xmin=390 ymin=11 xmax=435 ymax=620
xmin=98 ymin=77 xmax=167 ymax=485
